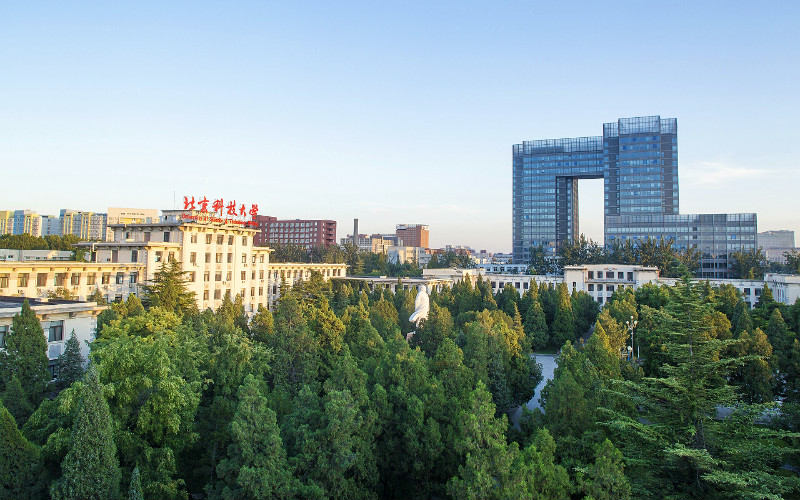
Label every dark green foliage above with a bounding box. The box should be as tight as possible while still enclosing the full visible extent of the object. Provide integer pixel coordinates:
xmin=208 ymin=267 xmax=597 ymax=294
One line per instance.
xmin=58 ymin=330 xmax=85 ymax=388
xmin=3 ymin=299 xmax=49 ymax=405
xmin=578 ymin=439 xmax=631 ymax=500
xmin=51 ymin=369 xmax=121 ymax=500
xmin=0 ymin=402 xmax=45 ymax=499
xmin=524 ymin=297 xmax=549 ymax=351
xmin=551 ymin=283 xmax=575 ymax=349
xmin=571 ymin=290 xmax=599 ymax=338
xmin=141 ymin=260 xmax=197 ymax=316
xmin=1 ymin=375 xmax=33 ymax=427
xmin=129 ymin=467 xmax=144 ymax=500
xmin=212 ymin=375 xmax=293 ymax=500
xmin=412 ymin=302 xmax=454 ymax=355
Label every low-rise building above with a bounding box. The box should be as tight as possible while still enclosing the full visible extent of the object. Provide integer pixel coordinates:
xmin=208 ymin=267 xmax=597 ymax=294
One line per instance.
xmin=0 ymin=249 xmax=74 ymax=262
xmin=254 ymin=216 xmax=337 ymax=247
xmin=759 ymin=230 xmax=796 ymax=264
xmin=388 ymin=246 xmax=431 ymax=266
xmin=0 ymin=296 xmax=103 ymax=379
xmin=267 ymin=262 xmax=347 ymax=308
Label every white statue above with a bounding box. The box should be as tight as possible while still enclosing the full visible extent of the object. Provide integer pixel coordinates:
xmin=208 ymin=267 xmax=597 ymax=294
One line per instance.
xmin=406 ymin=285 xmax=430 ymax=342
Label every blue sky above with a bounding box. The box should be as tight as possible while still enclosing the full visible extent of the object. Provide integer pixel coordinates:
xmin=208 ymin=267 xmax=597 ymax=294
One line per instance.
xmin=2 ymin=1 xmax=798 ymax=251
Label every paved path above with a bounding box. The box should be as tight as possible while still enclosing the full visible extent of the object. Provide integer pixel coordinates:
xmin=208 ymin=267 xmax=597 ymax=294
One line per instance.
xmin=510 ymin=353 xmax=557 ymax=426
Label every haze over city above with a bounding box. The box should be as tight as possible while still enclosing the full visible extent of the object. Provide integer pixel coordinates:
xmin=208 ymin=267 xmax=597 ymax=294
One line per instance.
xmin=2 ymin=1 xmax=798 ymax=251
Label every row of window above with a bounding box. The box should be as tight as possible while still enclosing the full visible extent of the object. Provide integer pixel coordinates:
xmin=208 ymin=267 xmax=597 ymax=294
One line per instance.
xmin=0 ymin=272 xmax=136 ymax=288
xmin=0 ymin=320 xmax=64 ymax=348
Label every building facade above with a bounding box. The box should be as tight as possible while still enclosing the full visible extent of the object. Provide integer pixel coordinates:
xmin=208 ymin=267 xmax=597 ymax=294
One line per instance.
xmin=253 ymin=216 xmax=337 ymax=247
xmin=512 ymin=116 xmax=757 ymax=278
xmin=0 ymin=296 xmax=102 ymax=379
xmin=759 ymin=230 xmax=796 ymax=264
xmin=396 ymin=224 xmax=429 ymax=249
xmin=12 ymin=210 xmax=42 ymax=237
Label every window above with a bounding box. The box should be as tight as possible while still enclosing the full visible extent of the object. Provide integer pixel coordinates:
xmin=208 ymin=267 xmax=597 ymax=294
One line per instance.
xmin=227 ymin=253 xmax=233 ymax=263
xmin=144 ymin=232 xmax=151 ymax=242
xmin=55 ymin=273 xmax=66 ymax=286
xmin=0 ymin=325 xmax=7 ymax=348
xmin=214 ymin=289 xmax=221 ymax=300
xmin=228 ymin=236 xmax=234 ymax=245
xmin=188 ymin=272 xmax=195 ymax=282
xmin=71 ymin=273 xmax=81 ymax=286
xmin=155 ymin=251 xmax=163 ymax=263
xmin=206 ymin=234 xmax=212 ymax=244
xmin=190 ymin=252 xmax=197 ymax=264
xmin=203 ymin=290 xmax=209 ymax=300
xmin=587 ymin=271 xmax=594 ymax=279
xmin=597 ymin=284 xmax=603 ymax=291
xmin=607 ymin=285 xmax=614 ymax=292
xmin=131 ymin=250 xmax=138 ymax=262
xmin=260 ymin=255 xmax=264 ymax=263
xmin=37 ymin=273 xmax=47 ymax=287
xmin=102 ymin=273 xmax=111 ymax=284
xmin=1 ymin=274 xmax=10 ymax=287
xmin=242 ymin=236 xmax=247 ymax=246
xmin=226 ymin=271 xmax=232 ymax=281
xmin=215 ymin=272 xmax=222 ymax=281
xmin=205 ymin=252 xmax=211 ymax=263
xmin=163 ymin=231 xmax=170 ymax=242
xmin=259 ymin=270 xmax=264 ymax=279
xmin=251 ymin=287 xmax=255 ymax=297
xmin=251 ymin=271 xmax=255 ymax=280
xmin=217 ymin=235 xmax=224 ymax=245
xmin=116 ymin=273 xmax=124 ymax=285
xmin=258 ymin=287 xmax=263 ymax=296
xmin=204 ymin=271 xmax=210 ymax=282
xmin=87 ymin=274 xmax=96 ymax=286
xmin=242 ymin=253 xmax=247 ymax=263
xmin=168 ymin=252 xmax=175 ymax=262
xmin=47 ymin=320 xmax=64 ymax=342
xmin=191 ymin=234 xmax=198 ymax=244
xmin=588 ymin=284 xmax=594 ymax=291
xmin=627 ymin=272 xmax=633 ymax=281
xmin=17 ymin=273 xmax=29 ymax=287
xmin=130 ymin=273 xmax=138 ymax=284
xmin=618 ymin=272 xmax=624 ymax=279
xmin=241 ymin=271 xmax=246 ymax=280
xmin=216 ymin=253 xmax=222 ymax=263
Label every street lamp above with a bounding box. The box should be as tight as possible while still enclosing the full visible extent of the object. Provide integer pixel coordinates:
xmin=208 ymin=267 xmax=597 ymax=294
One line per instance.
xmin=625 ymin=316 xmax=639 ymax=360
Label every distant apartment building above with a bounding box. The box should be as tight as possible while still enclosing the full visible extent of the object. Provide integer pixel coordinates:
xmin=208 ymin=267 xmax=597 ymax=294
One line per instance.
xmin=40 ymin=215 xmax=62 ymax=236
xmin=0 ymin=211 xmax=13 ymax=235
xmin=253 ymin=216 xmax=337 ymax=248
xmin=396 ymin=224 xmax=429 ymax=249
xmin=12 ymin=210 xmax=42 ymax=236
xmin=387 ymin=246 xmax=431 ymax=266
xmin=759 ymin=230 xmax=796 ymax=264
xmin=60 ymin=209 xmax=107 ymax=240
xmin=106 ymin=207 xmax=159 ymax=241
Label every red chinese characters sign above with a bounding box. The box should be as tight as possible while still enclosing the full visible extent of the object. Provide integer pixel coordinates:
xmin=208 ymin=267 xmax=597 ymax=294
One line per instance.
xmin=182 ymin=196 xmax=259 ymax=228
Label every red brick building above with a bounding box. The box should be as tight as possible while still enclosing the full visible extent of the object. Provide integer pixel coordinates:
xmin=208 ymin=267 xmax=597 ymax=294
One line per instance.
xmin=395 ymin=224 xmax=430 ymax=249
xmin=253 ymin=216 xmax=337 ymax=247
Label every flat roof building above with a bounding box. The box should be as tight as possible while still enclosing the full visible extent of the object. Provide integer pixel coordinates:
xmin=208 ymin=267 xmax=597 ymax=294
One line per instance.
xmin=396 ymin=224 xmax=429 ymax=249
xmin=513 ymin=116 xmax=757 ymax=278
xmin=253 ymin=216 xmax=337 ymax=248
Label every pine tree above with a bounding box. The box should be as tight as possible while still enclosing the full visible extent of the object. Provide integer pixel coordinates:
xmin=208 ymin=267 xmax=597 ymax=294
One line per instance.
xmin=128 ymin=467 xmax=144 ymax=500
xmin=524 ymin=298 xmax=549 ymax=351
xmin=578 ymin=439 xmax=631 ymax=500
xmin=58 ymin=330 xmax=85 ymax=388
xmin=141 ymin=260 xmax=197 ymax=316
xmin=1 ymin=375 xmax=33 ymax=426
xmin=51 ymin=368 xmax=121 ymax=500
xmin=0 ymin=402 xmax=44 ymax=499
xmin=4 ymin=299 xmax=49 ymax=405
xmin=551 ymin=283 xmax=575 ymax=349
xmin=213 ymin=375 xmax=293 ymax=500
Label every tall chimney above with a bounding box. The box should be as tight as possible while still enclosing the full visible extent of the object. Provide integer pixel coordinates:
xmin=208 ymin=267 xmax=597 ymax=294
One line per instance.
xmin=353 ymin=219 xmax=358 ymax=246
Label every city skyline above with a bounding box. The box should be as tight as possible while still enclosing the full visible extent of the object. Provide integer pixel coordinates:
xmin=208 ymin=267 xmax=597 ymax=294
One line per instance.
xmin=2 ymin=1 xmax=798 ymax=251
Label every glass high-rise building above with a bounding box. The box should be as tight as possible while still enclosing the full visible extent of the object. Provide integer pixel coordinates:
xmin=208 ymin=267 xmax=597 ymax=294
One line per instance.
xmin=512 ymin=115 xmax=756 ymax=278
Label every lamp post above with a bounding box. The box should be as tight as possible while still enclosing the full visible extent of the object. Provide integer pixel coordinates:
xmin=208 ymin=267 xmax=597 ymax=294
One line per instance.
xmin=625 ymin=316 xmax=638 ymax=360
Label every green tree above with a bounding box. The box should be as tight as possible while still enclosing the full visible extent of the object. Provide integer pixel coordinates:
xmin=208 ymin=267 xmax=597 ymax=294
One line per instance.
xmin=572 ymin=290 xmax=599 ymax=338
xmin=413 ymin=302 xmax=454 ymax=356
xmin=212 ymin=375 xmax=294 ymax=500
xmin=604 ymin=276 xmax=799 ymax=499
xmin=524 ymin=297 xmax=549 ymax=351
xmin=3 ymin=299 xmax=49 ymax=405
xmin=551 ymin=283 xmax=575 ymax=349
xmin=51 ymin=369 xmax=122 ymax=500
xmin=1 ymin=375 xmax=34 ymax=426
xmin=729 ymin=248 xmax=769 ymax=279
xmin=578 ymin=439 xmax=631 ymax=500
xmin=87 ymin=288 xmax=108 ymax=305
xmin=141 ymin=260 xmax=197 ymax=316
xmin=0 ymin=402 xmax=45 ymax=499
xmin=58 ymin=329 xmax=85 ymax=388
xmin=129 ymin=467 xmax=144 ymax=500
xmin=446 ymin=381 xmax=521 ymax=500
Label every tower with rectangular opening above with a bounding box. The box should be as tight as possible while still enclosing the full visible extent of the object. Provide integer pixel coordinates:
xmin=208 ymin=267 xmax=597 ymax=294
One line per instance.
xmin=512 ymin=115 xmax=756 ymax=278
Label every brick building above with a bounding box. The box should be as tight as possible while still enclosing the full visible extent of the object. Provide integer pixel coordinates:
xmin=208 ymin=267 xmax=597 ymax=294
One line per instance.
xmin=253 ymin=216 xmax=337 ymax=247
